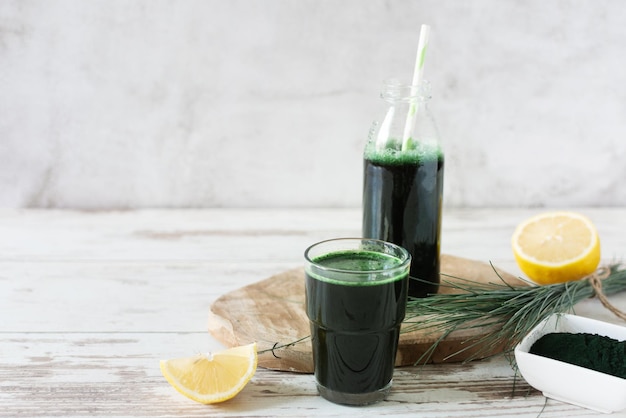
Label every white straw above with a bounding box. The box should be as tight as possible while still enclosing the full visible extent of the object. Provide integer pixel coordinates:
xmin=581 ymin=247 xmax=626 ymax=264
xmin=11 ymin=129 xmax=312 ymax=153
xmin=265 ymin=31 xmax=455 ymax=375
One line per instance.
xmin=401 ymin=24 xmax=430 ymax=150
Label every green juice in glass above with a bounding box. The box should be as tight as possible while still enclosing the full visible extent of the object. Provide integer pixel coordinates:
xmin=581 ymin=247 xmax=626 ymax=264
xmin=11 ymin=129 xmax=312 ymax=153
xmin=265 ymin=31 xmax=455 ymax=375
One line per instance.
xmin=304 ymin=239 xmax=410 ymax=405
xmin=363 ymin=142 xmax=444 ymax=298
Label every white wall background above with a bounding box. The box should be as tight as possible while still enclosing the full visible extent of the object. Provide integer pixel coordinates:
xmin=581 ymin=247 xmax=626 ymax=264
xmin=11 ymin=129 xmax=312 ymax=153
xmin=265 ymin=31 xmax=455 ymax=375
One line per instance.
xmin=1 ymin=0 xmax=625 ymax=209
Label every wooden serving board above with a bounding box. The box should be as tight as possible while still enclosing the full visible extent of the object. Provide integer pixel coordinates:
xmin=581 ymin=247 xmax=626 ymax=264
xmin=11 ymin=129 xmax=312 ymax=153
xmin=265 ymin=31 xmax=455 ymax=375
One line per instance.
xmin=208 ymin=254 xmax=528 ymax=373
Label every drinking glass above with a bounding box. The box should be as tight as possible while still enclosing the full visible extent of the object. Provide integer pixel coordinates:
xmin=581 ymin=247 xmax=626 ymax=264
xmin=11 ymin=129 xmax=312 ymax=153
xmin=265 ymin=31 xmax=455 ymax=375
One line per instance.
xmin=304 ymin=238 xmax=411 ymax=405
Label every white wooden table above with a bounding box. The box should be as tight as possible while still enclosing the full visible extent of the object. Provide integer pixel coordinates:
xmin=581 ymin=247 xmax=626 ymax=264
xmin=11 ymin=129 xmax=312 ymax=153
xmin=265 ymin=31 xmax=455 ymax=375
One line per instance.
xmin=1 ymin=208 xmax=625 ymax=417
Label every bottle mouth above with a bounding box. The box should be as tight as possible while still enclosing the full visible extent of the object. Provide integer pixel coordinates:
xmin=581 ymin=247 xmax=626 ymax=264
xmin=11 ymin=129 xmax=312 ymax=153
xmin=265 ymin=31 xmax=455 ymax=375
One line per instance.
xmin=380 ymin=78 xmax=431 ymax=102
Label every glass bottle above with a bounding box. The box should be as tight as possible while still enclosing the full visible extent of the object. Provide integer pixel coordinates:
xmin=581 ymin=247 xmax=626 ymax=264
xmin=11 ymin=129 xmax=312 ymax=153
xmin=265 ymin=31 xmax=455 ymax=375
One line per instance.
xmin=362 ymin=78 xmax=444 ymax=298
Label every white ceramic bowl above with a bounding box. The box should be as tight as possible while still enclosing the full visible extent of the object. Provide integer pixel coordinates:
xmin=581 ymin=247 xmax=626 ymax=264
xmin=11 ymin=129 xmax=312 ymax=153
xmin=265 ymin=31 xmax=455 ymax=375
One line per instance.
xmin=514 ymin=313 xmax=626 ymax=414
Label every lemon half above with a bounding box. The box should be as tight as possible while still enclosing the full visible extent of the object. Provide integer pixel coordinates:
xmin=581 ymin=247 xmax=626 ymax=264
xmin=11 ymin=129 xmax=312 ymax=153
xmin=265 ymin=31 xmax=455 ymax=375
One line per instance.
xmin=511 ymin=211 xmax=601 ymax=285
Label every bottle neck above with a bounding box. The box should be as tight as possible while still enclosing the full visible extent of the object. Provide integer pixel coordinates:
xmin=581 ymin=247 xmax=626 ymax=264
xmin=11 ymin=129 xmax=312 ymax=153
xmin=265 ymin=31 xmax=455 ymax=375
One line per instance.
xmin=380 ymin=79 xmax=432 ymax=105
xmin=367 ymin=78 xmax=440 ymax=155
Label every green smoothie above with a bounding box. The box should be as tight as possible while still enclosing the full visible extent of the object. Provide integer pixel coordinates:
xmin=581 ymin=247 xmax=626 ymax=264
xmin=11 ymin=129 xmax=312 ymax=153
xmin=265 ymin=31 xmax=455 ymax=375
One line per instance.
xmin=363 ymin=140 xmax=444 ymax=298
xmin=305 ymin=249 xmax=409 ymax=401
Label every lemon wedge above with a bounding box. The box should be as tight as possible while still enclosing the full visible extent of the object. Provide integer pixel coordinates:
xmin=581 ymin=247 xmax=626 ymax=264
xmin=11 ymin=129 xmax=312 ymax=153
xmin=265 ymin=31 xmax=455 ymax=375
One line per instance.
xmin=160 ymin=342 xmax=257 ymax=404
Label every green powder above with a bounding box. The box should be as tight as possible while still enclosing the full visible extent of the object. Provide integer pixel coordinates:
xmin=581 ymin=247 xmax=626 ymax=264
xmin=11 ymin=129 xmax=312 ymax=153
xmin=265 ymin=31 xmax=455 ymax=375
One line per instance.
xmin=529 ymin=332 xmax=626 ymax=379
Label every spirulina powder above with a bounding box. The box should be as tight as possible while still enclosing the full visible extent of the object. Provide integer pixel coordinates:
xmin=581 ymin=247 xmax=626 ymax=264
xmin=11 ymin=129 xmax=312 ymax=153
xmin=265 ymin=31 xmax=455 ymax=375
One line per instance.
xmin=529 ymin=332 xmax=626 ymax=379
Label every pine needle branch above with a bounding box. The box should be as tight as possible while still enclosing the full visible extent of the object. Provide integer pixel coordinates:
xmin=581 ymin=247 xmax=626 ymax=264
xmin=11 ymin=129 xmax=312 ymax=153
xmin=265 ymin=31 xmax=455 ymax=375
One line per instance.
xmin=404 ymin=263 xmax=626 ymax=364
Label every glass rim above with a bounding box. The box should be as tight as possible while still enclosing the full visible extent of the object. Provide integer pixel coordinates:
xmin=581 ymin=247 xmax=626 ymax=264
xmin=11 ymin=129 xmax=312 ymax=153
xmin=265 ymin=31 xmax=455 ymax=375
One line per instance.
xmin=304 ymin=237 xmax=411 ymax=275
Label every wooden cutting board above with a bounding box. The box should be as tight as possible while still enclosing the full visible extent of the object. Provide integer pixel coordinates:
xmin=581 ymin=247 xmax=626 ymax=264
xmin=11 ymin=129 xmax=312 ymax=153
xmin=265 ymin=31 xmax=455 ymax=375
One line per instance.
xmin=208 ymin=254 xmax=528 ymax=373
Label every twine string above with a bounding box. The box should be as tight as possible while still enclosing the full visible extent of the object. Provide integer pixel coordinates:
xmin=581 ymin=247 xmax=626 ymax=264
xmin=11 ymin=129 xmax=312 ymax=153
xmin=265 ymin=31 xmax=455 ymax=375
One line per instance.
xmin=588 ymin=267 xmax=626 ymax=321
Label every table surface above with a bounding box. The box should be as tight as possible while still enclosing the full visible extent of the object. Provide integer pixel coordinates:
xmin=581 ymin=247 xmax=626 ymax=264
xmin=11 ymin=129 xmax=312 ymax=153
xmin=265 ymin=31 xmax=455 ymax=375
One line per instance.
xmin=1 ymin=208 xmax=625 ymax=418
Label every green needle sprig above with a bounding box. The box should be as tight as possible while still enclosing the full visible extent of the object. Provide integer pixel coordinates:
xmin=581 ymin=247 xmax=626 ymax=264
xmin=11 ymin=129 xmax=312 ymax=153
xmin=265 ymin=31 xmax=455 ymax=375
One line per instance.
xmin=403 ymin=263 xmax=626 ymax=364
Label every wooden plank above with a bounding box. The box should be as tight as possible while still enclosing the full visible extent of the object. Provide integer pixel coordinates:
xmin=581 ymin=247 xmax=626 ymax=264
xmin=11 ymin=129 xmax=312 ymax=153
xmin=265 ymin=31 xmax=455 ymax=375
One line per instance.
xmin=0 ymin=209 xmax=360 ymax=263
xmin=0 ymin=261 xmax=297 ymax=333
xmin=0 ymin=332 xmax=594 ymax=418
